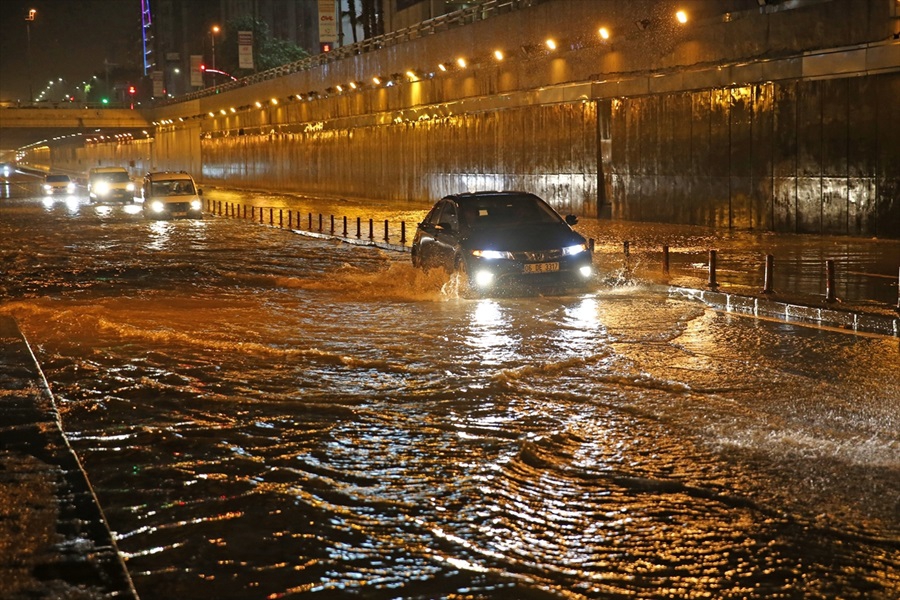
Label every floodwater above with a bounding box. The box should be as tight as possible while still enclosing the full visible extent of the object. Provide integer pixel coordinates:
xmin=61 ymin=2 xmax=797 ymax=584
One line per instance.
xmin=1 ymin=179 xmax=898 ymax=599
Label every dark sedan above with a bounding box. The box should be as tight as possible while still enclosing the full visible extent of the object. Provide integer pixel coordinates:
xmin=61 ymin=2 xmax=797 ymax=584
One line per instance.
xmin=411 ymin=191 xmax=593 ymax=295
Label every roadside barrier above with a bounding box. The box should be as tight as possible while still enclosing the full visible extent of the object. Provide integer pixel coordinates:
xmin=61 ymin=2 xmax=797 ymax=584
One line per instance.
xmin=206 ymin=198 xmax=413 ymax=250
xmin=618 ymin=239 xmax=899 ymax=308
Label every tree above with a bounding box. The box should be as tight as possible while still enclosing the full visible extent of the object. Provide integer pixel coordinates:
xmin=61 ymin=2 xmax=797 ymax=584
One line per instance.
xmin=218 ymin=16 xmax=310 ymax=77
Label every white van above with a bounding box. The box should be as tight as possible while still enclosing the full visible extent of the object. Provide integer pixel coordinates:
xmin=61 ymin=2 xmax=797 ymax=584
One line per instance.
xmin=87 ymin=167 xmax=135 ymax=204
xmin=141 ymin=171 xmax=203 ymax=219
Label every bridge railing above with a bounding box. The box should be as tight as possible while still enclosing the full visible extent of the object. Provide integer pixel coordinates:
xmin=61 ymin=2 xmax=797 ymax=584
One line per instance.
xmin=161 ymin=0 xmax=548 ymax=105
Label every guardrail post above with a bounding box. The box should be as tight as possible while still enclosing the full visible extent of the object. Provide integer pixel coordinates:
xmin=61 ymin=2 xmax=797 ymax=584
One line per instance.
xmin=662 ymin=245 xmax=670 ymax=275
xmin=318 ymin=214 xmax=323 ymax=232
xmin=400 ymin=221 xmax=406 ymax=245
xmin=288 ymin=210 xmax=292 ymax=229
xmin=762 ymin=254 xmax=774 ymax=294
xmin=217 ymin=200 xmax=222 ymax=215
xmin=707 ymin=250 xmax=718 ymax=290
xmin=369 ymin=218 xmax=374 ymax=240
xmin=269 ymin=208 xmax=274 ymax=226
xmin=279 ymin=209 xmax=283 ymax=228
xmin=243 ymin=205 xmax=247 ymax=219
xmin=342 ymin=216 xmax=348 ymax=237
xmin=308 ymin=212 xmax=312 ymax=230
xmin=330 ymin=215 xmax=335 ymax=235
xmin=356 ymin=217 xmax=361 ymax=239
xmin=825 ymin=260 xmax=836 ymax=302
xmin=384 ymin=219 xmax=389 ymax=242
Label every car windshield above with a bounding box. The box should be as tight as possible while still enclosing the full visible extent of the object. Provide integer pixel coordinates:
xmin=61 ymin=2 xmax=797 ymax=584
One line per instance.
xmin=458 ymin=195 xmax=562 ymax=229
xmin=152 ymin=180 xmax=194 ymax=196
xmin=46 ymin=175 xmax=70 ymax=183
xmin=94 ymin=172 xmax=130 ymax=183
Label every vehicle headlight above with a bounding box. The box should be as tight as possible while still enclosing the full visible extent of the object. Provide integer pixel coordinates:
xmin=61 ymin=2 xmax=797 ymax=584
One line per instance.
xmin=126 ymin=182 xmax=135 ymax=192
xmin=43 ymin=184 xmax=51 ymax=192
xmin=472 ymin=249 xmax=513 ymax=260
xmin=579 ymin=265 xmax=592 ymax=278
xmin=562 ymin=243 xmax=588 ymax=256
xmin=473 ymin=270 xmax=495 ymax=287
xmin=190 ymin=199 xmax=202 ymax=211
xmin=151 ymin=200 xmax=165 ymax=213
xmin=95 ymin=182 xmax=110 ymax=195
xmin=67 ymin=183 xmax=75 ymax=193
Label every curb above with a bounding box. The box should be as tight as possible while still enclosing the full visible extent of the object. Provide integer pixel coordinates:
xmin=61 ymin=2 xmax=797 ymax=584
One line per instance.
xmin=670 ymin=286 xmax=899 ymax=337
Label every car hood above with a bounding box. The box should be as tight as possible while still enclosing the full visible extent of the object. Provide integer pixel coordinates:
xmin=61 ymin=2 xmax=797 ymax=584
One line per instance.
xmin=462 ymin=222 xmax=585 ymax=251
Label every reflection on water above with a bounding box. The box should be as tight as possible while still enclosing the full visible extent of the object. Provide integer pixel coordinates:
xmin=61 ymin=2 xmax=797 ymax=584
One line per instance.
xmin=1 ymin=195 xmax=898 ymax=599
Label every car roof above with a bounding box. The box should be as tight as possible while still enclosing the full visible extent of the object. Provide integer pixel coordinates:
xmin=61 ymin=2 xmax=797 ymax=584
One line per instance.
xmin=90 ymin=167 xmax=126 ymax=173
xmin=145 ymin=171 xmax=194 ymax=181
xmin=445 ymin=191 xmax=539 ymax=204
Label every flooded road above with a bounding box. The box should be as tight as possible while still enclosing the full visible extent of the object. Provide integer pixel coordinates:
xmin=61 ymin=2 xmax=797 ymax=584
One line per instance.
xmin=1 ymin=182 xmax=898 ymax=599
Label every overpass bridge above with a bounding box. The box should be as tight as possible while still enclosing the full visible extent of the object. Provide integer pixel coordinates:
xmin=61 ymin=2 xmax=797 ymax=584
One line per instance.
xmin=0 ymin=107 xmax=150 ymax=155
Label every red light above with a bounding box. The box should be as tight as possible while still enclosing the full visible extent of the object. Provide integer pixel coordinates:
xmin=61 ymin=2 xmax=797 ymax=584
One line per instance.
xmin=320 ymin=43 xmax=332 ymax=53
xmin=200 ymin=64 xmax=206 ymax=71
xmin=128 ymin=86 xmax=136 ymax=95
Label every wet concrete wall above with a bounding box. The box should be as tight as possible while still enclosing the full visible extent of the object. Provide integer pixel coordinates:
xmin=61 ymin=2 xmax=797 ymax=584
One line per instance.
xmin=604 ymin=73 xmax=900 ymax=237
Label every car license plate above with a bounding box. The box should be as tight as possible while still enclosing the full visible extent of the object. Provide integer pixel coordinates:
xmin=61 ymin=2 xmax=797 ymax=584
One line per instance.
xmin=524 ymin=262 xmax=559 ymax=273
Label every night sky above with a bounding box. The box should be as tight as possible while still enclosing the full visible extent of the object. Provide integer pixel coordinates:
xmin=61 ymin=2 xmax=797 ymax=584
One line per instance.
xmin=0 ymin=0 xmax=142 ymax=102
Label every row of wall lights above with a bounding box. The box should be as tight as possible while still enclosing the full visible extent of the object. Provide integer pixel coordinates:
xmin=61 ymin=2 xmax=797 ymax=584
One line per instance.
xmin=151 ymin=10 xmax=689 ymax=125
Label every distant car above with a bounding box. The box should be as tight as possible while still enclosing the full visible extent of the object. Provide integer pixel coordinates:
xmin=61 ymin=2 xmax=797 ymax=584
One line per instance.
xmin=411 ymin=191 xmax=593 ymax=295
xmin=0 ymin=163 xmax=12 ymax=177
xmin=141 ymin=171 xmax=203 ymax=219
xmin=43 ymin=174 xmax=75 ymax=195
xmin=87 ymin=167 xmax=135 ymax=204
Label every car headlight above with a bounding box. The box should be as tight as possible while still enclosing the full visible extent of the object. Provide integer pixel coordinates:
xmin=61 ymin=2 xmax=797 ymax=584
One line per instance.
xmin=126 ymin=182 xmax=135 ymax=192
xmin=562 ymin=243 xmax=588 ymax=256
xmin=151 ymin=200 xmax=165 ymax=213
xmin=471 ymin=249 xmax=513 ymax=260
xmin=43 ymin=184 xmax=51 ymax=192
xmin=67 ymin=183 xmax=75 ymax=193
xmin=190 ymin=199 xmax=202 ymax=211
xmin=473 ymin=270 xmax=495 ymax=287
xmin=579 ymin=265 xmax=592 ymax=278
xmin=95 ymin=182 xmax=110 ymax=195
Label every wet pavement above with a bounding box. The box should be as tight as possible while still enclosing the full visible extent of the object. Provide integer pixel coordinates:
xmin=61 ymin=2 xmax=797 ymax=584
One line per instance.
xmin=0 ymin=316 xmax=138 ymax=599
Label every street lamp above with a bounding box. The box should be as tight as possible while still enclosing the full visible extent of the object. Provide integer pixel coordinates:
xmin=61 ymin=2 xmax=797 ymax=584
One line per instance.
xmin=210 ymin=25 xmax=220 ymax=88
xmin=25 ymin=8 xmax=36 ymax=103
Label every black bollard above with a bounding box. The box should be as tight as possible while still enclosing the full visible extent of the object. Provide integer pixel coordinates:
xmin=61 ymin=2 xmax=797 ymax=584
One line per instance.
xmin=762 ymin=254 xmax=774 ymax=294
xmin=384 ymin=219 xmax=389 ymax=242
xmin=279 ymin=209 xmax=283 ymax=228
xmin=825 ymin=260 xmax=836 ymax=302
xmin=269 ymin=208 xmax=273 ymax=225
xmin=288 ymin=210 xmax=292 ymax=229
xmin=318 ymin=214 xmax=323 ymax=232
xmin=342 ymin=216 xmax=348 ymax=237
xmin=356 ymin=217 xmax=361 ymax=239
xmin=707 ymin=250 xmax=718 ymax=290
xmin=662 ymin=245 xmax=670 ymax=275
xmin=330 ymin=215 xmax=334 ymax=235
xmin=369 ymin=219 xmax=374 ymax=240
xmin=400 ymin=221 xmax=406 ymax=245
xmin=308 ymin=213 xmax=312 ymax=230
xmin=624 ymin=240 xmax=630 ymax=256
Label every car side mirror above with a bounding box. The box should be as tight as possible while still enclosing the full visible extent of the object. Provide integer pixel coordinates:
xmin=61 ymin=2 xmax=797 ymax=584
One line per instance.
xmin=197 ymin=188 xmax=203 ymax=196
xmin=565 ymin=214 xmax=578 ymax=226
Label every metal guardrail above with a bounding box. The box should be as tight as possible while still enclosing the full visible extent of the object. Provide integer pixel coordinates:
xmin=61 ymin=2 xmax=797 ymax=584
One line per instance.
xmin=164 ymin=0 xmax=547 ymax=105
